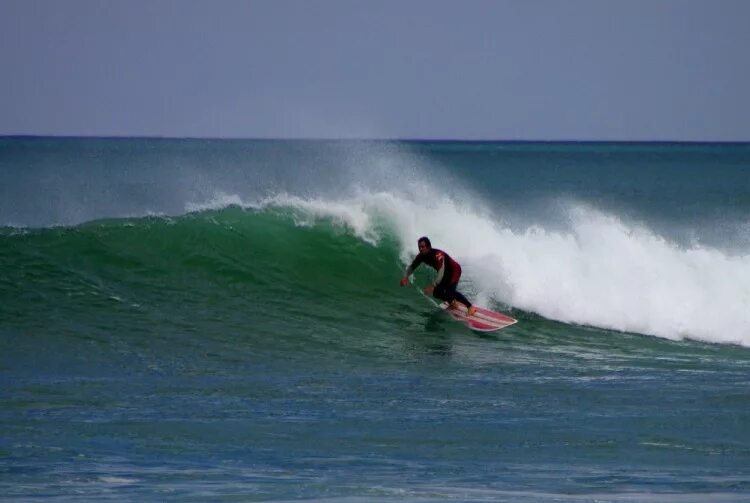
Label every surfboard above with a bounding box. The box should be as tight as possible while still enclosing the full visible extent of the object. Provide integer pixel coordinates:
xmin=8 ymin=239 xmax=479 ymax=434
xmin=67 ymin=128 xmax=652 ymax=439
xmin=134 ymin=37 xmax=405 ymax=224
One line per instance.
xmin=407 ymin=275 xmax=516 ymax=332
xmin=439 ymin=301 xmax=517 ymax=332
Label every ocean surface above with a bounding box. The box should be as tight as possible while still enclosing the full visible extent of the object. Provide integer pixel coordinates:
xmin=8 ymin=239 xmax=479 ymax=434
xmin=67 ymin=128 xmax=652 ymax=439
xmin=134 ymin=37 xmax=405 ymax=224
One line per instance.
xmin=1 ymin=137 xmax=749 ymax=502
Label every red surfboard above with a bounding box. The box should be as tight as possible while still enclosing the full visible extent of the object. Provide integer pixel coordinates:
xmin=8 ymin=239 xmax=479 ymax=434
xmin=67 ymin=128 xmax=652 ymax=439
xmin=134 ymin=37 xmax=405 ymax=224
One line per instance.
xmin=441 ymin=302 xmax=517 ymax=332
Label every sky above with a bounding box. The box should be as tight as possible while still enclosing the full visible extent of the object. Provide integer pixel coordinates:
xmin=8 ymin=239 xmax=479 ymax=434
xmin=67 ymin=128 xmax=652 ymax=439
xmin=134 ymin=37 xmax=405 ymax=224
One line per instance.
xmin=1 ymin=0 xmax=749 ymax=141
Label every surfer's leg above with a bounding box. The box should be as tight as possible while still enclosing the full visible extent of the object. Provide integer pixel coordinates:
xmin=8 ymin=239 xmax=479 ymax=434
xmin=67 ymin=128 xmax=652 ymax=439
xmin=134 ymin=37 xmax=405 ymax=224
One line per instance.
xmin=448 ymin=281 xmax=476 ymax=315
xmin=453 ymin=290 xmax=472 ymax=309
xmin=439 ymin=282 xmax=462 ymax=307
xmin=445 ymin=267 xmax=474 ymax=312
xmin=432 ymin=284 xmax=450 ymax=302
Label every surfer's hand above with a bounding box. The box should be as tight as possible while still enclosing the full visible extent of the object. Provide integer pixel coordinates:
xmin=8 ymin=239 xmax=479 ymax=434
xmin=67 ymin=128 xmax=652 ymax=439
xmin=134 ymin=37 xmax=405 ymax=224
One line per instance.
xmin=400 ymin=276 xmax=409 ymax=287
xmin=424 ymin=286 xmax=434 ymax=295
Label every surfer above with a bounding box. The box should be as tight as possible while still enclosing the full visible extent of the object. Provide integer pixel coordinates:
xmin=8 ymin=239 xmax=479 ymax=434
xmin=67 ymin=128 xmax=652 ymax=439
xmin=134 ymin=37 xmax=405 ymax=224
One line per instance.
xmin=400 ymin=236 xmax=477 ymax=316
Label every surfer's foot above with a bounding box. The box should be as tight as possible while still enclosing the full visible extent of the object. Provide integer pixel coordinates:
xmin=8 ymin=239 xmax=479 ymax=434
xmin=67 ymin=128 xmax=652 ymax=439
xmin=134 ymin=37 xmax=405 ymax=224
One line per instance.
xmin=467 ymin=305 xmax=477 ymax=316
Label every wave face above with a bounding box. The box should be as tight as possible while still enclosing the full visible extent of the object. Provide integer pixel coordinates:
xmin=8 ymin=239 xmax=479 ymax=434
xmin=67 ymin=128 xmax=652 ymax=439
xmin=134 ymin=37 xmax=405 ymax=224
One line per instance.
xmin=2 ymin=138 xmax=750 ymax=347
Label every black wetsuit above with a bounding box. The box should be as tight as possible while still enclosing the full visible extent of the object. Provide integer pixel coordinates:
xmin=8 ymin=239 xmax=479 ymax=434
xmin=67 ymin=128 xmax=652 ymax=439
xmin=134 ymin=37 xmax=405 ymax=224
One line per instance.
xmin=406 ymin=248 xmax=473 ymax=308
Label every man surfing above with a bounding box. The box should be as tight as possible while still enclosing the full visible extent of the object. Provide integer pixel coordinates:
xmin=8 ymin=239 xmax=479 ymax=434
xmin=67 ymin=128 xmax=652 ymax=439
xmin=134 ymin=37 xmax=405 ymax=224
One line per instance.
xmin=400 ymin=236 xmax=477 ymax=316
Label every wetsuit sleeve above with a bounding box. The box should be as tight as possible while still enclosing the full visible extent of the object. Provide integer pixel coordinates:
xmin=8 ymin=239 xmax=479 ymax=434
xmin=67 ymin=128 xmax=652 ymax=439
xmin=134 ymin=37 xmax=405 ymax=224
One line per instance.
xmin=430 ymin=251 xmax=446 ymax=287
xmin=404 ymin=255 xmax=423 ymax=277
xmin=432 ymin=263 xmax=445 ymax=287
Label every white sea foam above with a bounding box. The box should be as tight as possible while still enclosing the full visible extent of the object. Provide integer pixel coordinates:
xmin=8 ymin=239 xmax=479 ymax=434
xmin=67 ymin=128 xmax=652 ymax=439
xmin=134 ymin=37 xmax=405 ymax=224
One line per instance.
xmin=185 ymin=192 xmax=249 ymax=212
xmin=191 ymin=187 xmax=750 ymax=347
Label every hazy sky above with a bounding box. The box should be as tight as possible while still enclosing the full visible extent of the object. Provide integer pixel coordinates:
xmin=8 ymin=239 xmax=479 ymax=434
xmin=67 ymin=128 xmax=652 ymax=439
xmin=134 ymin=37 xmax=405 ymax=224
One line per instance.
xmin=2 ymin=0 xmax=749 ymax=140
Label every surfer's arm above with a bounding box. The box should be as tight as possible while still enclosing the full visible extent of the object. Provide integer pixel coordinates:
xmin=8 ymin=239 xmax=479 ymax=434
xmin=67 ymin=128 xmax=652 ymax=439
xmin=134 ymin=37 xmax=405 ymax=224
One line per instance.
xmin=432 ymin=263 xmax=445 ymax=287
xmin=404 ymin=255 xmax=423 ymax=277
xmin=400 ymin=256 xmax=422 ymax=286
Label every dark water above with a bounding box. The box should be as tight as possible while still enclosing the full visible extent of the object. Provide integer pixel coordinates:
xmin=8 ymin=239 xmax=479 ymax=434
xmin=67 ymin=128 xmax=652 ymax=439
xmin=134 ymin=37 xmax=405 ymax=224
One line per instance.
xmin=1 ymin=138 xmax=749 ymax=501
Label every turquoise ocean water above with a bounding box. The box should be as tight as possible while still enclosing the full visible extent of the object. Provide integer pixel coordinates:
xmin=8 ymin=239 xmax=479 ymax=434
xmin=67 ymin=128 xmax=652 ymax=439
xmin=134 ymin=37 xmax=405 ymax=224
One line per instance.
xmin=1 ymin=138 xmax=750 ymax=501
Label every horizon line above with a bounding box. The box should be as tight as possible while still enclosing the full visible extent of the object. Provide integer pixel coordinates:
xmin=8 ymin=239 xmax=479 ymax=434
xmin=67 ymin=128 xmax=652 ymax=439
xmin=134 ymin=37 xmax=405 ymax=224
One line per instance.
xmin=2 ymin=134 xmax=749 ymax=145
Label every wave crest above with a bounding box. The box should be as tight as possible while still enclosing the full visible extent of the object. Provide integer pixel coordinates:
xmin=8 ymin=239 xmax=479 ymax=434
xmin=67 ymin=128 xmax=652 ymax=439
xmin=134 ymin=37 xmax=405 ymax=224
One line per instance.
xmin=188 ymin=191 xmax=750 ymax=346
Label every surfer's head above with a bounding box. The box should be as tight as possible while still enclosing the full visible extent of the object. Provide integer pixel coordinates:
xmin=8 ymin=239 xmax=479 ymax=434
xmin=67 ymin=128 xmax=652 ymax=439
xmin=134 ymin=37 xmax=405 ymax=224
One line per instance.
xmin=417 ymin=236 xmax=432 ymax=254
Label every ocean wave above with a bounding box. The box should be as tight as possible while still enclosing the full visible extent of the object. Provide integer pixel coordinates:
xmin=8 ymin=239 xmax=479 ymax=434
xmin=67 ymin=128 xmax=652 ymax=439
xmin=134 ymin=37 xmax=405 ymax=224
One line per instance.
xmin=180 ymin=190 xmax=750 ymax=347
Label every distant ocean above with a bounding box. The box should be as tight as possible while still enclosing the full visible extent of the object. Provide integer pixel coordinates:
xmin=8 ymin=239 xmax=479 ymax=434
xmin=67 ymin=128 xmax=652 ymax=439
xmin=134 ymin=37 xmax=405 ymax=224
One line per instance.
xmin=2 ymin=137 xmax=749 ymax=502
